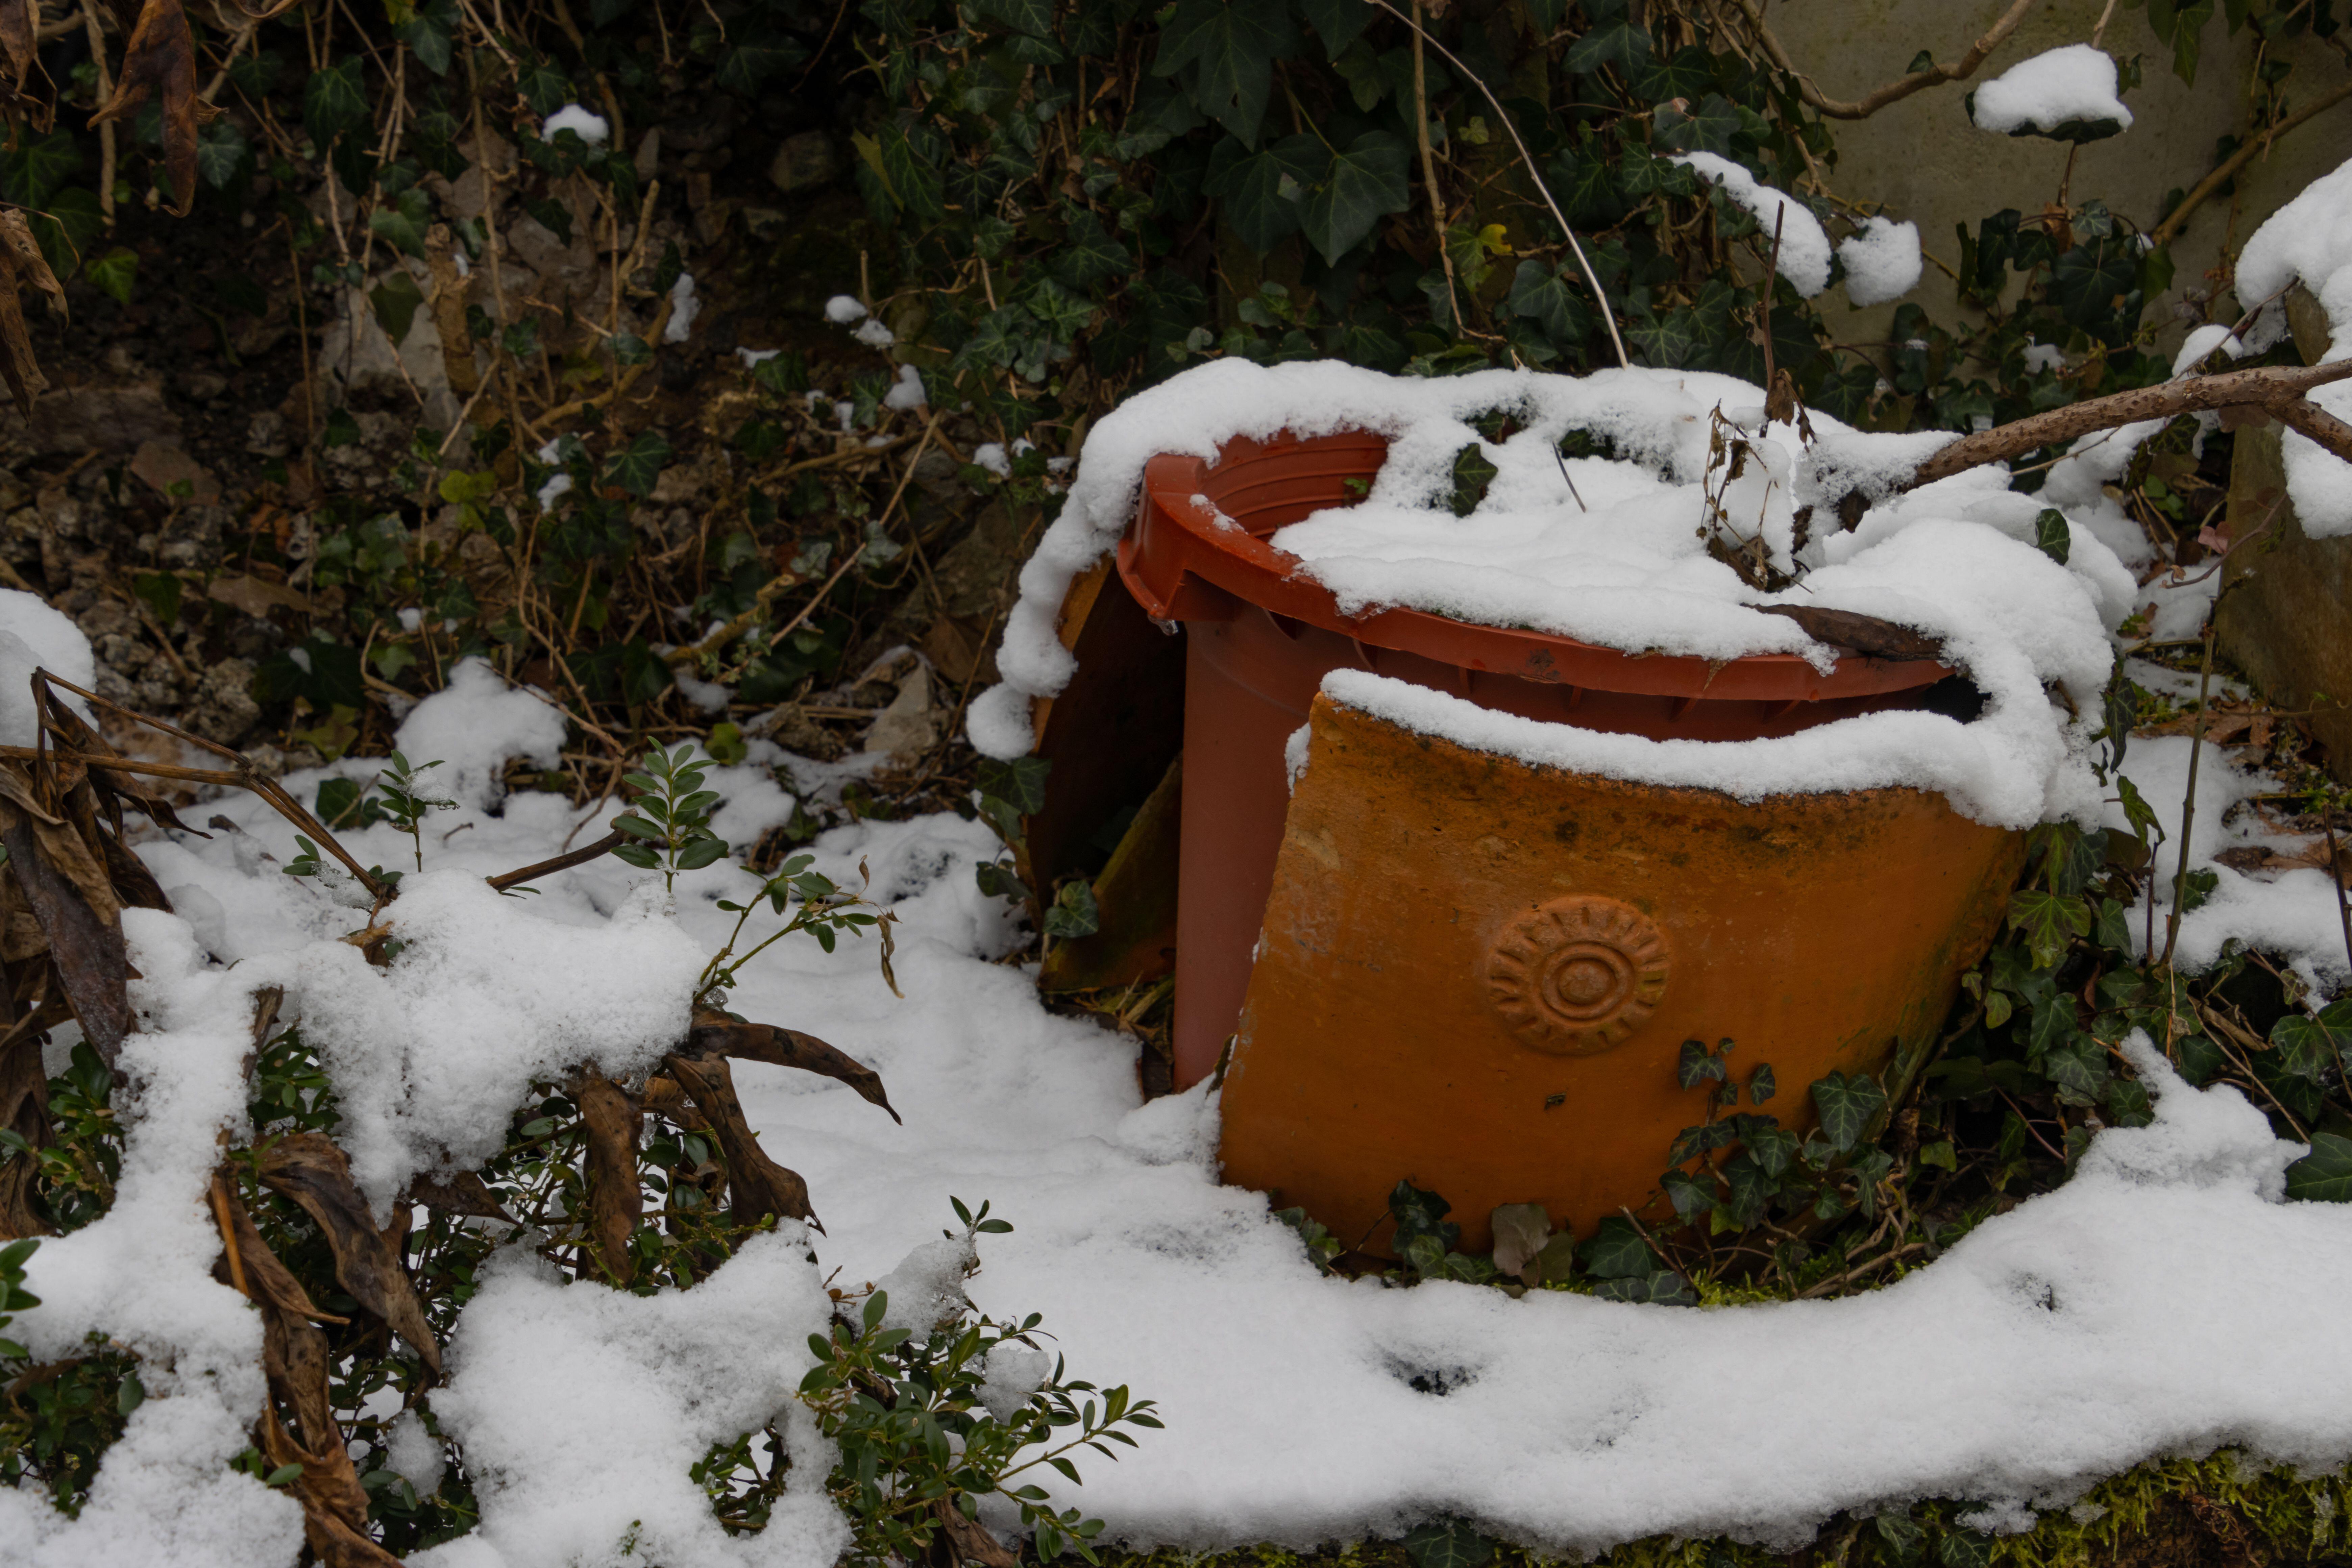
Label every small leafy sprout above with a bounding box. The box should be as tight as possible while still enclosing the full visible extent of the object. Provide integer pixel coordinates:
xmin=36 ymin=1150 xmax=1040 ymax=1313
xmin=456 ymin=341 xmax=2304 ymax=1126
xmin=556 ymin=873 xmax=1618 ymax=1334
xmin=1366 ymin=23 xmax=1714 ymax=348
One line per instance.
xmin=612 ymin=745 xmax=729 ymax=893
xmin=283 ymin=835 xmax=402 ymax=898
xmin=797 ymin=1200 xmax=1157 ymax=1568
xmin=374 ymin=751 xmax=457 ymax=872
xmin=698 ymin=852 xmax=897 ymax=1004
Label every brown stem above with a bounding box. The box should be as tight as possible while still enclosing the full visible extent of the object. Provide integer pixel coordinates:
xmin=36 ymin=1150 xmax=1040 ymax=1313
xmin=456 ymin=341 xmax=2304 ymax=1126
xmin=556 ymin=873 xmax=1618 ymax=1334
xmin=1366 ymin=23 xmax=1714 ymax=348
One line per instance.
xmin=1362 ymin=0 xmax=1629 ymax=368
xmin=485 ymin=829 xmax=626 ymax=891
xmin=1408 ymin=3 xmax=1464 ymax=333
xmin=2327 ymin=814 xmax=2352 ymax=977
xmin=1736 ymin=0 xmax=2036 ymax=120
xmin=2160 ymin=622 xmax=2216 ymax=969
xmin=2151 ymin=73 xmax=2352 ymax=249
xmin=1904 ymin=361 xmax=2352 ymax=492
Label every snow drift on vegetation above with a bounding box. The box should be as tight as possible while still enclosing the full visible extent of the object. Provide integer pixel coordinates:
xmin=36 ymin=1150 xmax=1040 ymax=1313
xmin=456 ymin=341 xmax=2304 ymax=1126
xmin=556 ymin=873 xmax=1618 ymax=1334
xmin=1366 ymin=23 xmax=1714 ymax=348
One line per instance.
xmin=1837 ymin=216 xmax=1923 ymax=307
xmin=1672 ymin=153 xmax=1832 ymax=296
xmin=2235 ymin=154 xmax=2352 ymax=536
xmin=967 ymin=358 xmax=2129 ymax=831
xmin=1968 ymin=46 xmax=2134 ymax=137
xmin=1 ymin=605 xmax=2348 ymax=1560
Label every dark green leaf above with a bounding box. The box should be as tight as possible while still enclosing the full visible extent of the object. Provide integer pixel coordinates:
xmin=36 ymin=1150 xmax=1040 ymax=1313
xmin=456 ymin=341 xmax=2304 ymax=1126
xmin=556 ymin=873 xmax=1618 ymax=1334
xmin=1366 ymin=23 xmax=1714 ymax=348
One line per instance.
xmin=1297 ymin=131 xmax=1411 ymax=265
xmin=1045 ymin=880 xmax=1101 ymax=938
xmin=1676 ymin=1038 xmax=1727 ymax=1089
xmin=605 ymin=431 xmax=672 ymax=498
xmin=1564 ymin=18 xmax=1651 ymax=75
xmin=1810 ymin=1071 xmax=1887 ymax=1153
xmin=371 ymin=270 xmax=427 ymax=344
xmin=1577 ymin=1215 xmax=1657 ymax=1280
xmin=1403 ymin=1521 xmax=1492 ymax=1568
xmin=85 ymin=247 xmax=137 ymax=305
xmin=2049 ymin=237 xmax=2139 ymax=331
xmin=2286 ymin=1132 xmax=2352 ymax=1202
xmin=1154 ymin=0 xmax=1298 ymax=146
xmin=1590 ymin=1270 xmax=1694 ymax=1305
xmin=302 ymin=58 xmax=370 ymax=148
xmin=977 ymin=755 xmax=1052 ymax=817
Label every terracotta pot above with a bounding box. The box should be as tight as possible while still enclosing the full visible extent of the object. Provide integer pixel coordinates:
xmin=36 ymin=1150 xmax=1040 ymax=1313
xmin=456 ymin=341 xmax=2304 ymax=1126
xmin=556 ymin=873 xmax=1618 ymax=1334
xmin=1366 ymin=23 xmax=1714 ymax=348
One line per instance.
xmin=1113 ymin=431 xmax=1970 ymax=1091
xmin=1217 ymin=693 xmax=2026 ymax=1252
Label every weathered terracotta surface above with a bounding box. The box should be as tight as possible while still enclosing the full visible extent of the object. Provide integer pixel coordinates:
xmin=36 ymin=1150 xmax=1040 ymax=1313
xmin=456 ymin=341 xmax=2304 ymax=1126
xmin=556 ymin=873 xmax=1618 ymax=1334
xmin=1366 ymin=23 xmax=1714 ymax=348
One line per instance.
xmin=1114 ymin=431 xmax=1967 ymax=1088
xmin=1218 ymin=695 xmax=2026 ymax=1253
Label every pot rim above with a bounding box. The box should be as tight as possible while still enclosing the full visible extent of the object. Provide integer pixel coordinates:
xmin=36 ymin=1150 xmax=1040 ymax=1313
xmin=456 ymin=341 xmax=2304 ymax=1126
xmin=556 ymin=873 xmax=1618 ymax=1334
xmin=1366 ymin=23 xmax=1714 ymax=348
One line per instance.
xmin=1119 ymin=428 xmax=1953 ymax=704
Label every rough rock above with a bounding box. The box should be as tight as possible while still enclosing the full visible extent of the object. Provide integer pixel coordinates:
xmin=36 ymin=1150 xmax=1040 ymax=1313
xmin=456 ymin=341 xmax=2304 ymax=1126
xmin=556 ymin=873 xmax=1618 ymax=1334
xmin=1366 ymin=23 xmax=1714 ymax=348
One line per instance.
xmin=768 ymin=131 xmax=837 ymax=194
xmin=25 ymin=382 xmax=181 ymax=455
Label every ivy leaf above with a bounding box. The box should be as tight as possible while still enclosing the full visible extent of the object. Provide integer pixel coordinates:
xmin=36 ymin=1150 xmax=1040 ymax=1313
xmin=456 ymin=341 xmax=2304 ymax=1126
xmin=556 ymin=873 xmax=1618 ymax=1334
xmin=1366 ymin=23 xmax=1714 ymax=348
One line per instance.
xmin=1590 ymin=1270 xmax=1694 ymax=1305
xmin=1637 ymin=45 xmax=1715 ymax=104
xmin=1577 ymin=1215 xmax=1656 ymax=1280
xmin=974 ymin=862 xmax=1030 ymax=903
xmin=2269 ymin=1002 xmax=2352 ymax=1080
xmin=197 ymin=120 xmax=248 ymax=190
xmin=1044 ymin=880 xmax=1101 ymax=938
xmin=976 ymin=755 xmax=1051 ymax=817
xmin=1504 ymin=259 xmax=1588 ymax=344
xmin=603 ymin=430 xmax=671 ymax=498
xmin=718 ymin=32 xmax=811 ymax=94
xmin=2049 ymin=236 xmax=2139 ymax=330
xmin=1297 ymin=130 xmax=1410 ymax=264
xmin=85 ymin=246 xmax=137 ymax=305
xmin=302 ymin=57 xmax=370 ymax=149
xmin=1402 ymin=1520 xmax=1493 ymax=1568
xmin=1626 ymin=307 xmax=1703 ymax=368
xmin=1206 ymin=135 xmax=1321 ymax=252
xmin=1296 ymin=0 xmax=1370 ymax=61
xmin=972 ymin=0 xmax=1054 ymax=38
xmin=2286 ymin=1131 xmax=2352 ymax=1203
xmin=2006 ymin=889 xmax=2092 ymax=969
xmin=1563 ymin=18 xmax=1651 ymax=75
xmin=516 ymin=56 xmax=571 ymax=115
xmin=1660 ymin=1167 xmax=1714 ymax=1218
xmin=0 ymin=129 xmax=82 ymax=210
xmin=2042 ymin=1033 xmax=2109 ymax=1101
xmin=2033 ymin=507 xmax=2072 ymax=564
xmin=370 ymin=269 xmax=426 ymax=344
xmin=1050 ymin=207 xmax=1131 ymax=288
xmin=1810 ymin=1071 xmax=1887 ymax=1153
xmin=1651 ymin=93 xmax=1741 ymax=156
xmin=1154 ymin=0 xmax=1297 ymax=146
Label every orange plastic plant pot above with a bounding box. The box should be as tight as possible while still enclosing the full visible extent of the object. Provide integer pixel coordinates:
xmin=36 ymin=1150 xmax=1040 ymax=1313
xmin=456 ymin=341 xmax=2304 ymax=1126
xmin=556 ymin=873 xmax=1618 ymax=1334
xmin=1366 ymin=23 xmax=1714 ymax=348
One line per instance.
xmin=1113 ymin=431 xmax=1966 ymax=1090
xmin=1216 ymin=694 xmax=2026 ymax=1254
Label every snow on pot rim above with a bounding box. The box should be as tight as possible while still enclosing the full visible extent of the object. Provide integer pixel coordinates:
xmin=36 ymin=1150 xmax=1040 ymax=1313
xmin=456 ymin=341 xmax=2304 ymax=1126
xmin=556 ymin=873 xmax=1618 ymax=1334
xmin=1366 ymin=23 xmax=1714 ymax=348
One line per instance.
xmin=969 ymin=358 xmax=2133 ymax=830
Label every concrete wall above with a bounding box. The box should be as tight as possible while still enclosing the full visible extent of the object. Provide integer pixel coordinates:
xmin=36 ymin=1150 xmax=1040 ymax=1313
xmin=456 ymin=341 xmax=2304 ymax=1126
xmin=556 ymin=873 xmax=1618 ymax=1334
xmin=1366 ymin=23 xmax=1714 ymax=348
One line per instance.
xmin=1767 ymin=0 xmax=2352 ymax=341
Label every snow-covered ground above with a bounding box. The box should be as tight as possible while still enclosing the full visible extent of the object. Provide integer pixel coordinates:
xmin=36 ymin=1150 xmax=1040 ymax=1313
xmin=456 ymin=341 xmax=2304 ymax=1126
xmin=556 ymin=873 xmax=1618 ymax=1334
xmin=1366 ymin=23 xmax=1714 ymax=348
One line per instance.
xmin=3 ymin=637 xmax=2347 ymax=1566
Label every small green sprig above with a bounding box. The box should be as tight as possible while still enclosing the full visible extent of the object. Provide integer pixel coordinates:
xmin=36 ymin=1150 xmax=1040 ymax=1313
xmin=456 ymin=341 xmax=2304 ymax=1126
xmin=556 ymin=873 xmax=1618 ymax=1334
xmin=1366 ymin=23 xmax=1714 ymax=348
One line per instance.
xmin=612 ymin=745 xmax=729 ymax=893
xmin=696 ymin=853 xmax=895 ymax=1005
xmin=375 ymin=751 xmax=457 ymax=873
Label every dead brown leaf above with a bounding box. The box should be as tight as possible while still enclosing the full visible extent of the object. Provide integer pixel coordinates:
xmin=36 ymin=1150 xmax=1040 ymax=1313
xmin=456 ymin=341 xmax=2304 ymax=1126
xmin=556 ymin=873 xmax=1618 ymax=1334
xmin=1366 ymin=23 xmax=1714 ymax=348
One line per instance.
xmin=0 ymin=0 xmax=33 ymax=90
xmin=663 ymin=1052 xmax=820 ymax=1232
xmin=408 ymin=1169 xmax=515 ymax=1222
xmin=0 ymin=1024 xmax=49 ymax=1239
xmin=685 ymin=1013 xmax=900 ymax=1124
xmin=207 ymin=574 xmax=313 ymax=620
xmin=1751 ymin=604 xmax=1948 ymax=663
xmin=0 ymin=799 xmax=131 ymax=1064
xmin=0 ymin=210 xmax=67 ymax=418
xmin=88 ymin=0 xmax=212 ymax=219
xmin=257 ymin=1133 xmax=442 ymax=1375
xmin=258 ymin=1411 xmax=405 ymax=1568
xmin=578 ymin=1074 xmax=642 ymax=1286
xmin=37 ymin=685 xmax=204 ymax=836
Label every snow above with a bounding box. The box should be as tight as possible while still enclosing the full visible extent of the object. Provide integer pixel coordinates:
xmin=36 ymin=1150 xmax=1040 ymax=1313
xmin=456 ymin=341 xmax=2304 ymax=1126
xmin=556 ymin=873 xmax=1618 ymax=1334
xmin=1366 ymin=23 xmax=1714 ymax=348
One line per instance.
xmin=665 ymin=271 xmax=699 ymax=344
xmin=823 ymin=295 xmax=867 ymax=324
xmin=542 ymin=104 xmax=610 ymax=145
xmin=414 ymin=1231 xmax=844 ymax=1568
xmin=1969 ymin=46 xmax=2134 ymax=137
xmin=0 ymin=588 xmax=97 ymax=746
xmin=1838 ymin=216 xmax=1922 ymax=308
xmin=883 ymin=363 xmax=928 ymax=411
xmin=1672 ymin=153 xmax=1832 ymax=297
xmin=391 ymin=657 xmax=568 ymax=812
xmin=853 ymin=317 xmax=897 ymax=349
xmin=2234 ymin=153 xmax=2352 ymax=536
xmin=8 ymin=657 xmax=2351 ymax=1563
xmin=967 ymin=359 xmax=2127 ymax=831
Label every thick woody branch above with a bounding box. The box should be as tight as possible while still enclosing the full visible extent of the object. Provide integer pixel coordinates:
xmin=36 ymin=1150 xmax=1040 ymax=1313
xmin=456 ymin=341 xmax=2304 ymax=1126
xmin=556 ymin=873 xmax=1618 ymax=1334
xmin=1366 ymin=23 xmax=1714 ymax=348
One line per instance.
xmin=1737 ymin=0 xmax=2035 ymax=121
xmin=1905 ymin=360 xmax=2352 ymax=491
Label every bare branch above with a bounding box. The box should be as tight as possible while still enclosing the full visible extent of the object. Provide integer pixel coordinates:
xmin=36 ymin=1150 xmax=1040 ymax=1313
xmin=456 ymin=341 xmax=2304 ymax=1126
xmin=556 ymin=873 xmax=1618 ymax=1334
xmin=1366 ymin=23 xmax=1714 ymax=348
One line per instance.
xmin=1904 ymin=360 xmax=2352 ymax=492
xmin=485 ymin=829 xmax=626 ymax=891
xmin=1736 ymin=0 xmax=2035 ymax=120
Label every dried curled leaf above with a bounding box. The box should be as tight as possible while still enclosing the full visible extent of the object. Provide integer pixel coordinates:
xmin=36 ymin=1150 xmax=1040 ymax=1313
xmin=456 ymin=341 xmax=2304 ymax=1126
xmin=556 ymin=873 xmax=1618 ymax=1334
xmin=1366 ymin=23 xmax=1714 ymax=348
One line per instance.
xmin=578 ymin=1075 xmax=641 ymax=1287
xmin=38 ymin=685 xmax=204 ymax=837
xmin=663 ymin=1052 xmax=820 ymax=1232
xmin=1751 ymin=604 xmax=1949 ymax=664
xmin=0 ymin=0 xmax=34 ymax=89
xmin=0 ymin=211 xmax=67 ymax=419
xmin=0 ymin=797 xmax=132 ymax=1064
xmin=685 ymin=1012 xmax=901 ymax=1124
xmin=259 ymin=1411 xmax=406 ymax=1568
xmin=88 ymin=0 xmax=213 ymax=219
xmin=257 ymin=1133 xmax=442 ymax=1375
xmin=0 ymin=1027 xmax=50 ymax=1239
xmin=407 ymin=1168 xmax=515 ymax=1222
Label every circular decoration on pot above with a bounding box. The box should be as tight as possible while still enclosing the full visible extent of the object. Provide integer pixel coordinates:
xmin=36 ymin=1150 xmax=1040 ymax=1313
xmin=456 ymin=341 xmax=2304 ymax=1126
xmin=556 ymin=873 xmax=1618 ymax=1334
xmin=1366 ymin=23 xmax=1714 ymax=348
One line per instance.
xmin=1486 ymin=896 xmax=1670 ymax=1054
